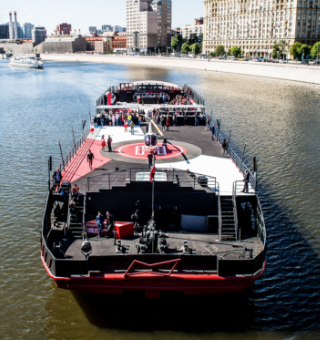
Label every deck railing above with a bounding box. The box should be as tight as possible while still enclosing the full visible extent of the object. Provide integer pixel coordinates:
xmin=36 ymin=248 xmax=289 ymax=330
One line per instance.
xmin=50 ymin=126 xmax=90 ymax=188
xmin=87 ymin=168 xmax=218 ymax=193
xmin=186 ymin=85 xmax=205 ymax=106
xmin=214 ymin=127 xmax=256 ymax=191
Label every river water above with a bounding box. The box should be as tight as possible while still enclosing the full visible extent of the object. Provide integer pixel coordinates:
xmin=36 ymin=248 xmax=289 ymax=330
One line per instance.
xmin=0 ymin=59 xmax=320 ymax=340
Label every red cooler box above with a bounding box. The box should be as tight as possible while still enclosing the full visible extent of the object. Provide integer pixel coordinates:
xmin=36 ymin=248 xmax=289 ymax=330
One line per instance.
xmin=86 ymin=221 xmax=134 ymax=239
xmin=115 ymin=222 xmax=134 ymax=239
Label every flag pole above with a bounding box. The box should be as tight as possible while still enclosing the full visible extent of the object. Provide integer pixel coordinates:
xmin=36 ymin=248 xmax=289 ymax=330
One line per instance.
xmin=152 ymin=154 xmax=155 ymax=221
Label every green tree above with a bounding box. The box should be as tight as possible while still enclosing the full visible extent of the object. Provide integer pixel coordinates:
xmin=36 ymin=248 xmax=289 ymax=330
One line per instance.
xmin=171 ymin=37 xmax=179 ymax=51
xmin=229 ymin=46 xmax=242 ymax=58
xmin=299 ymin=44 xmax=312 ymax=59
xmin=181 ymin=42 xmax=191 ymax=54
xmin=210 ymin=51 xmax=216 ymax=57
xmin=311 ymin=42 xmax=320 ymax=59
xmin=272 ymin=42 xmax=281 ymax=59
xmin=171 ymin=34 xmax=183 ymax=52
xmin=188 ymin=33 xmax=198 ymax=45
xmin=191 ymin=43 xmax=201 ymax=55
xmin=290 ymin=42 xmax=303 ymax=59
xmin=216 ymin=45 xmax=225 ymax=56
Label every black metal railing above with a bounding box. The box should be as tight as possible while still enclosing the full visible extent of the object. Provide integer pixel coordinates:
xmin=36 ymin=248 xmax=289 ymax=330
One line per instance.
xmin=50 ymin=126 xmax=90 ymax=188
xmin=214 ymin=127 xmax=256 ymax=191
xmin=87 ymin=168 xmax=218 ymax=193
xmin=186 ymin=85 xmax=205 ymax=106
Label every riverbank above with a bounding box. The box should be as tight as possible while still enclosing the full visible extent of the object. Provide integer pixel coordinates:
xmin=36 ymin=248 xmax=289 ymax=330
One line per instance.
xmin=40 ymin=53 xmax=320 ymax=85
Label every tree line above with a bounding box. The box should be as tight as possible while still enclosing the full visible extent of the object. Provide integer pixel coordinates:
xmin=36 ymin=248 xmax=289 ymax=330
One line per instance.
xmin=171 ymin=33 xmax=203 ymax=55
xmin=205 ymin=41 xmax=320 ymax=60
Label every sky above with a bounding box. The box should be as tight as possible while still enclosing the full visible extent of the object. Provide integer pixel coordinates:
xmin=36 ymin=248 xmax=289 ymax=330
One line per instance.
xmin=1 ymin=0 xmax=204 ymax=34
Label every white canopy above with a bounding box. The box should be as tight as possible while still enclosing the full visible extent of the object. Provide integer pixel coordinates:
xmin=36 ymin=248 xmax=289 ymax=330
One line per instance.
xmin=96 ymin=104 xmax=205 ymax=110
xmin=159 ymin=105 xmax=205 ymax=109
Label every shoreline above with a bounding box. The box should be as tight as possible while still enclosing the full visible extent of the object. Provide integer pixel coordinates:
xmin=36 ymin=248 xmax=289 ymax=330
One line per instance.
xmin=40 ymin=54 xmax=320 ymax=85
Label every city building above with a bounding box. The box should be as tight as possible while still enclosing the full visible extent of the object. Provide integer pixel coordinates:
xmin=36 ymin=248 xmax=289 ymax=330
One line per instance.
xmin=102 ymin=25 xmax=113 ymax=31
xmin=203 ymin=0 xmax=320 ymax=57
xmin=85 ymin=36 xmax=103 ymax=51
xmin=112 ymin=34 xmax=127 ymax=50
xmin=36 ymin=35 xmax=86 ymax=53
xmin=32 ymin=26 xmax=47 ymax=45
xmin=113 ymin=25 xmax=127 ymax=33
xmin=23 ymin=23 xmax=34 ymax=39
xmin=55 ymin=23 xmax=71 ymax=35
xmin=126 ymin=0 xmax=172 ymax=52
xmin=181 ymin=17 xmax=204 ymax=41
xmin=7 ymin=12 xmax=21 ymax=40
xmin=0 ymin=24 xmax=9 ymax=39
xmin=95 ymin=37 xmax=112 ymax=53
xmin=89 ymin=26 xmax=97 ymax=34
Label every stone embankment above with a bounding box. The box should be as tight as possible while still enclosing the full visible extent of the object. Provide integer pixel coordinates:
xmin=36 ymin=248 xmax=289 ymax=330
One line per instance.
xmin=41 ymin=54 xmax=320 ymax=85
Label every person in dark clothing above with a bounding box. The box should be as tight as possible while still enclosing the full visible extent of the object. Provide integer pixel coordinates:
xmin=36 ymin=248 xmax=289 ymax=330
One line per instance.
xmin=211 ymin=124 xmax=215 ymax=140
xmin=242 ymin=170 xmax=250 ymax=193
xmin=87 ymin=150 xmax=94 ymax=170
xmin=131 ymin=209 xmax=140 ymax=231
xmin=148 ymin=151 xmax=153 ymax=169
xmin=184 ymin=113 xmax=188 ymax=126
xmin=105 ymin=211 xmax=115 ymax=237
xmin=107 ymin=135 xmax=113 ymax=152
xmin=96 ymin=211 xmax=104 ymax=238
xmin=221 ymin=139 xmax=228 ymax=157
xmin=53 ymin=168 xmax=62 ymax=190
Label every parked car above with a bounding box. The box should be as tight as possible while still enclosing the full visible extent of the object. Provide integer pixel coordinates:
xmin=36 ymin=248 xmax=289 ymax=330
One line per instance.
xmin=243 ymin=58 xmax=250 ymax=61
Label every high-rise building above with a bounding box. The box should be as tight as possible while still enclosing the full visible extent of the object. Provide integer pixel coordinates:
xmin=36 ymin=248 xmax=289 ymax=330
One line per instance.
xmin=203 ymin=0 xmax=320 ymax=58
xmin=0 ymin=24 xmax=9 ymax=39
xmin=126 ymin=0 xmax=172 ymax=52
xmin=55 ymin=23 xmax=71 ymax=35
xmin=32 ymin=26 xmax=47 ymax=45
xmin=89 ymin=26 xmax=97 ymax=34
xmin=102 ymin=25 xmax=113 ymax=31
xmin=181 ymin=18 xmax=204 ymax=41
xmin=23 ymin=23 xmax=34 ymax=39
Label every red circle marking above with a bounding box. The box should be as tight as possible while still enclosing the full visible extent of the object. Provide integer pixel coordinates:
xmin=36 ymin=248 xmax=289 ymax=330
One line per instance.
xmin=116 ymin=143 xmax=187 ymax=160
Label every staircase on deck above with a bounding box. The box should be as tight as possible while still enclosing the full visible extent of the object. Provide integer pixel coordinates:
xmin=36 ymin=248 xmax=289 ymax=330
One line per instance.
xmin=220 ymin=196 xmax=237 ymax=241
xmin=69 ymin=195 xmax=84 ymax=239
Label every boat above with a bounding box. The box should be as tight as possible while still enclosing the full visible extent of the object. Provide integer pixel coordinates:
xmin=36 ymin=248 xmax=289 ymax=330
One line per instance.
xmin=41 ymin=80 xmax=266 ymax=297
xmin=9 ymin=56 xmax=43 ymax=69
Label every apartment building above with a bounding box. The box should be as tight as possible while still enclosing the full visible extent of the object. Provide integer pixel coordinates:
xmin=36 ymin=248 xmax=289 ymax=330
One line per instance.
xmin=181 ymin=18 xmax=204 ymax=40
xmin=126 ymin=0 xmax=172 ymax=52
xmin=203 ymin=0 xmax=320 ymax=57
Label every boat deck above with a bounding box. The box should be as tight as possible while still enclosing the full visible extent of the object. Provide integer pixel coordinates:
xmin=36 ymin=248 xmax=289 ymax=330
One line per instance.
xmin=63 ymin=232 xmax=262 ymax=261
xmin=62 ymin=124 xmax=252 ymax=195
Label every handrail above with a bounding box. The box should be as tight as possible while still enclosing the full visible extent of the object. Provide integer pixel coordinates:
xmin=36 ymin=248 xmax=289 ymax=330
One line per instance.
xmin=87 ymin=168 xmax=217 ymax=192
xmin=52 ymin=125 xmax=90 ymax=181
xmin=82 ymin=194 xmax=87 ymax=239
xmin=213 ymin=125 xmax=256 ymax=191
xmin=256 ymin=195 xmax=267 ymax=246
xmin=217 ymin=182 xmax=222 ymax=241
xmin=232 ymin=184 xmax=239 ymax=241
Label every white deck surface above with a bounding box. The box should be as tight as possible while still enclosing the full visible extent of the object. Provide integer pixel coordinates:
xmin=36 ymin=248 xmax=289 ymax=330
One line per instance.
xmin=88 ymin=126 xmax=145 ymax=143
xmin=87 ymin=126 xmax=253 ymax=195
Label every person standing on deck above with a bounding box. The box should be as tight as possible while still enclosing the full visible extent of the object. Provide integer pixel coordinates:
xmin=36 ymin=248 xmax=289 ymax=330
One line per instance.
xmin=53 ymin=168 xmax=62 ymax=190
xmin=130 ymin=121 xmax=135 ymax=135
xmin=101 ymin=135 xmax=106 ymax=151
xmin=107 ymin=135 xmax=113 ymax=152
xmin=206 ymin=116 xmax=210 ymax=131
xmin=241 ymin=170 xmax=250 ymax=193
xmin=211 ymin=124 xmax=215 ymax=140
xmin=87 ymin=150 xmax=94 ymax=170
xmin=105 ymin=211 xmax=115 ymax=238
xmin=148 ymin=151 xmax=153 ymax=169
xmin=100 ymin=113 xmax=105 ymax=127
xmin=90 ymin=122 xmax=95 ymax=135
xmin=221 ymin=139 xmax=228 ymax=157
xmin=96 ymin=211 xmax=104 ymax=238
